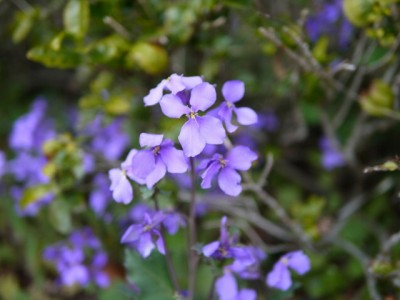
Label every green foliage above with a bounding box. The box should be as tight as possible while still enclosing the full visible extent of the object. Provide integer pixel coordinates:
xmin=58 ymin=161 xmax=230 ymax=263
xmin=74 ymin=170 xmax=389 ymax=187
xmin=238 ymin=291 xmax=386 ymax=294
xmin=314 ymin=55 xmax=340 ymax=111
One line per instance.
xmin=63 ymin=0 xmax=90 ymax=39
xmin=124 ymin=250 xmax=175 ymax=300
xmin=19 ymin=184 xmax=56 ymax=209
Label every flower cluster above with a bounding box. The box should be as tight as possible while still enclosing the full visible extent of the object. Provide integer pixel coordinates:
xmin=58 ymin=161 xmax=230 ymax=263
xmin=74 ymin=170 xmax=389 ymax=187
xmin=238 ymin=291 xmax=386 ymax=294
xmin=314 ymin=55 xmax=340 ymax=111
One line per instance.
xmin=305 ymin=0 xmax=353 ymax=49
xmin=5 ymin=98 xmax=55 ymax=215
xmin=109 ymin=74 xmax=258 ymax=204
xmin=43 ymin=228 xmax=110 ymax=288
xmin=204 ymin=216 xmax=310 ymax=299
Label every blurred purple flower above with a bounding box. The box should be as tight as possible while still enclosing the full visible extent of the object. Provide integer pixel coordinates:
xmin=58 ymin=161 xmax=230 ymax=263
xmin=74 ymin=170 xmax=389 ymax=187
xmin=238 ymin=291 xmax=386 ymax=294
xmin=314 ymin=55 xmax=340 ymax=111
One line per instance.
xmin=43 ymin=228 xmax=109 ymax=288
xmin=128 ymin=202 xmax=154 ymax=222
xmin=127 ymin=133 xmax=188 ymax=188
xmin=305 ymin=0 xmax=353 ymax=48
xmin=69 ymin=227 xmax=101 ymax=249
xmin=121 ymin=212 xmax=166 ymax=258
xmin=266 ymin=250 xmax=311 ymax=291
xmin=216 ymin=270 xmax=257 ymax=300
xmin=0 ymin=151 xmax=6 ymax=179
xmin=319 ymin=137 xmax=345 ymax=170
xmin=8 ymin=152 xmax=48 ymax=184
xmin=214 ymin=80 xmax=258 ymax=133
xmin=9 ymin=97 xmax=55 ymax=152
xmin=230 ymin=246 xmax=267 ymax=279
xmin=90 ymin=251 xmax=110 ymax=288
xmin=89 ymin=174 xmax=112 ymax=216
xmin=90 ymin=118 xmax=129 ymax=161
xmin=199 ymin=146 xmax=257 ymax=196
xmin=163 ymin=211 xmax=186 ymax=235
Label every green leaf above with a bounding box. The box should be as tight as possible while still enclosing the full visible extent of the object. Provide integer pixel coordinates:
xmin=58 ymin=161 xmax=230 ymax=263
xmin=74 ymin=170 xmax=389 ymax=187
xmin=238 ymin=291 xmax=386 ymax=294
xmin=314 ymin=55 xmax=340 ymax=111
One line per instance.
xmin=126 ymin=42 xmax=168 ymax=74
xmin=48 ymin=199 xmax=72 ymax=234
xmin=19 ymin=184 xmax=55 ymax=209
xmin=27 ymin=46 xmax=82 ymax=69
xmin=63 ymin=0 xmax=90 ymax=39
xmin=124 ymin=250 xmax=175 ymax=300
xmin=12 ymin=8 xmax=37 ymax=43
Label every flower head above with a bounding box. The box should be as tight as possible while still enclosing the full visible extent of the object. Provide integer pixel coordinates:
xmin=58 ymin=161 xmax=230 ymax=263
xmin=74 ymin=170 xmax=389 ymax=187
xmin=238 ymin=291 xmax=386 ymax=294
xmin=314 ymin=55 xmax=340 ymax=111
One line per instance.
xmin=126 ymin=133 xmax=188 ymax=189
xmin=121 ymin=212 xmax=166 ymax=258
xmin=159 ymin=82 xmax=226 ymax=157
xmin=215 ymin=80 xmax=258 ymax=133
xmin=199 ymin=146 xmax=257 ymax=196
xmin=202 ymin=216 xmax=238 ymax=259
xmin=266 ymin=250 xmax=311 ymax=291
xmin=144 ymin=74 xmax=203 ymax=106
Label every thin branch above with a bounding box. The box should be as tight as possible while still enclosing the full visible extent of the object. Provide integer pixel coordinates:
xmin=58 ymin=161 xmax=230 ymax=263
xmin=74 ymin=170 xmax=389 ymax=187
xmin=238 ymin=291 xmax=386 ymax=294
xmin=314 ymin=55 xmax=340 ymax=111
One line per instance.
xmin=335 ymin=238 xmax=381 ymax=300
xmin=244 ymin=184 xmax=313 ymax=249
xmin=187 ymin=157 xmax=198 ymax=300
xmin=103 ymin=16 xmax=132 ymax=40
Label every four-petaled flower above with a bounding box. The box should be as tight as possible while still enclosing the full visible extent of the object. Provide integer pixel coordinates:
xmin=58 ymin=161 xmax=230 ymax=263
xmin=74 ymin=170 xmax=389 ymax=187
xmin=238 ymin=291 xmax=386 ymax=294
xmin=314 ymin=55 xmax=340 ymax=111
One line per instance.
xmin=199 ymin=146 xmax=257 ymax=196
xmin=127 ymin=133 xmax=188 ymax=189
xmin=159 ymin=82 xmax=226 ymax=157
xmin=215 ymin=80 xmax=258 ymax=133
xmin=121 ymin=212 xmax=166 ymax=258
xmin=266 ymin=250 xmax=311 ymax=291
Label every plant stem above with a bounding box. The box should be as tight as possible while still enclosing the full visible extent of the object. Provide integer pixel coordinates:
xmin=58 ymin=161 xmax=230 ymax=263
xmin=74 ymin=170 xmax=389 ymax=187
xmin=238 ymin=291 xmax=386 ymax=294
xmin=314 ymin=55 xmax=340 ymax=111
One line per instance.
xmin=153 ymin=194 xmax=180 ymax=293
xmin=187 ymin=157 xmax=198 ymax=300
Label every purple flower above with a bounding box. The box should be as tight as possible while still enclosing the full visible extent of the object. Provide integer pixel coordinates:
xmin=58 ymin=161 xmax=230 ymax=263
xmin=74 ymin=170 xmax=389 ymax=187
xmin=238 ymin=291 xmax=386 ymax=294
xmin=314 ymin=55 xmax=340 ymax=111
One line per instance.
xmin=144 ymin=74 xmax=203 ymax=106
xmin=305 ymin=0 xmax=353 ymax=49
xmin=90 ymin=251 xmax=110 ymax=288
xmin=163 ymin=211 xmax=186 ymax=235
xmin=319 ymin=137 xmax=345 ymax=170
xmin=159 ymin=82 xmax=226 ymax=157
xmin=0 ymin=151 xmax=6 ymax=179
xmin=230 ymin=246 xmax=266 ymax=279
xmin=128 ymin=202 xmax=155 ymax=222
xmin=127 ymin=133 xmax=188 ymax=189
xmin=9 ymin=97 xmax=55 ymax=152
xmin=43 ymin=229 xmax=109 ymax=288
xmin=69 ymin=227 xmax=101 ymax=249
xmin=90 ymin=174 xmax=112 ymax=216
xmin=216 ymin=270 xmax=257 ymax=300
xmin=8 ymin=152 xmax=49 ymax=184
xmin=199 ymin=146 xmax=257 ymax=196
xmin=121 ymin=212 xmax=166 ymax=258
xmin=202 ymin=216 xmax=238 ymax=260
xmin=90 ymin=118 xmax=130 ymax=161
xmin=108 ymin=149 xmax=137 ymax=204
xmin=215 ymin=80 xmax=258 ymax=133
xmin=266 ymin=250 xmax=311 ymax=291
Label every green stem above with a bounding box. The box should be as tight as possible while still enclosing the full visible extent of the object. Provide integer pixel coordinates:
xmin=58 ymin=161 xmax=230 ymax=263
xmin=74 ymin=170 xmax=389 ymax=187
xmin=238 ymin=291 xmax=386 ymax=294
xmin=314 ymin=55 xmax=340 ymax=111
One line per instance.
xmin=187 ymin=157 xmax=198 ymax=299
xmin=153 ymin=193 xmax=180 ymax=293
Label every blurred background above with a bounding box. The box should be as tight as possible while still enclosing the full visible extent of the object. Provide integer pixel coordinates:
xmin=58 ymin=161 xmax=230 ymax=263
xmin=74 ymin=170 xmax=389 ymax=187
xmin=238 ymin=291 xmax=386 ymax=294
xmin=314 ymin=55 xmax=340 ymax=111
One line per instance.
xmin=1 ymin=0 xmax=400 ymax=299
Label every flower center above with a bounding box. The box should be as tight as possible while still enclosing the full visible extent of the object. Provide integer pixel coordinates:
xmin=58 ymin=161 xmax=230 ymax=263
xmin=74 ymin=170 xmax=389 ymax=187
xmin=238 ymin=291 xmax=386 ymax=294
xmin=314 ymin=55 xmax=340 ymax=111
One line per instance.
xmin=218 ymin=158 xmax=227 ymax=167
xmin=226 ymin=101 xmax=233 ymax=108
xmin=153 ymin=145 xmax=161 ymax=155
xmin=280 ymin=257 xmax=289 ymax=265
xmin=189 ymin=111 xmax=197 ymax=119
